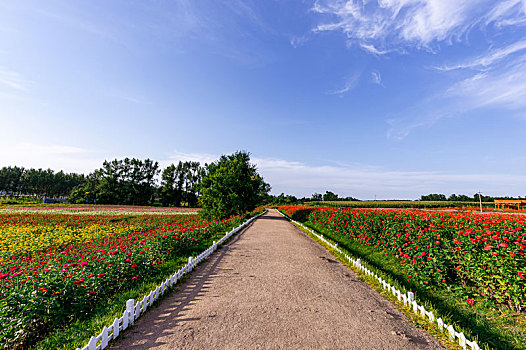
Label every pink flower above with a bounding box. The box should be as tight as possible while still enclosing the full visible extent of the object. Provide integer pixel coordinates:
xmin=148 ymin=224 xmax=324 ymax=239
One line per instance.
xmin=467 ymin=298 xmax=475 ymax=305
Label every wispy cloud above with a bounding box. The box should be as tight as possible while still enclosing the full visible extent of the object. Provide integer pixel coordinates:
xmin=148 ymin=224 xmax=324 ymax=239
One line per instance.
xmin=360 ymin=43 xmax=390 ymax=55
xmin=388 ymin=54 xmax=526 ymax=139
xmin=0 ymin=66 xmax=32 ymax=91
xmin=436 ymin=39 xmax=526 ymax=71
xmin=371 ymin=70 xmax=383 ymax=86
xmin=290 ymin=35 xmax=309 ymax=48
xmin=446 ymin=60 xmax=526 ymax=109
xmin=327 ymin=74 xmax=360 ymax=96
xmin=484 ymin=0 xmax=526 ymax=27
xmin=312 ymin=0 xmax=525 ymax=53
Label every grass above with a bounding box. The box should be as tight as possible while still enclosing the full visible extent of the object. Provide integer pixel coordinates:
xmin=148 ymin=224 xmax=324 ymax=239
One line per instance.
xmin=294 ymin=219 xmax=525 ymax=350
xmin=28 ymin=221 xmax=244 ymax=350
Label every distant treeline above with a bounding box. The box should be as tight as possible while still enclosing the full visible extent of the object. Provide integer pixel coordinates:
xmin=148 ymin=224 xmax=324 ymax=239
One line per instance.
xmin=308 ymin=201 xmax=495 ymax=210
xmin=268 ymin=191 xmax=524 ymax=207
xmin=420 ymin=193 xmax=525 ymax=202
xmin=267 ymin=191 xmax=358 ymax=205
xmin=0 ymin=159 xmax=206 ymax=207
xmin=0 ymin=166 xmax=85 ymax=199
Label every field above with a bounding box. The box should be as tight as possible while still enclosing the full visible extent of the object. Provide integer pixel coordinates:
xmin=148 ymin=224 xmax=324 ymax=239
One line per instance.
xmin=280 ymin=206 xmax=526 ymax=349
xmin=0 ymin=206 xmax=258 ymax=349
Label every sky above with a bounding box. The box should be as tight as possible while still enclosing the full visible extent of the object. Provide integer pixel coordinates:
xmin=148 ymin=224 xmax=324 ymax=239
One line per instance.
xmin=1 ymin=0 xmax=526 ymax=199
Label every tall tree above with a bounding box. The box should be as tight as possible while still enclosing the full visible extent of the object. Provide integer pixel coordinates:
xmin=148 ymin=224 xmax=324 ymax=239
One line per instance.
xmin=199 ymin=151 xmax=270 ymax=219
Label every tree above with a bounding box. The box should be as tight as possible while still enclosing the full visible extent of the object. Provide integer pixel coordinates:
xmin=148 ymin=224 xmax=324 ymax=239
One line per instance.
xmin=420 ymin=193 xmax=447 ymax=201
xmin=199 ymin=151 xmax=270 ymax=219
xmin=311 ymin=193 xmax=322 ymax=201
xmin=159 ymin=161 xmax=204 ymax=207
xmin=323 ymin=191 xmax=339 ymax=201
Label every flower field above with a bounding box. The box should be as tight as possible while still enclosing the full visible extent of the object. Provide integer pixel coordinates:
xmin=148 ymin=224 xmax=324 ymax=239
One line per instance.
xmin=0 ymin=209 xmax=252 ymax=349
xmin=280 ymin=206 xmax=526 ymax=310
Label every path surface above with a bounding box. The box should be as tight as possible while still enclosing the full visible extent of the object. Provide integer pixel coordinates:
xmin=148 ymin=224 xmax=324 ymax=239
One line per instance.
xmin=110 ymin=210 xmax=443 ymax=350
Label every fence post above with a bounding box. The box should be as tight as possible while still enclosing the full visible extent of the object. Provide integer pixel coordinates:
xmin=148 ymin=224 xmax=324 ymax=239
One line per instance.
xmin=459 ymin=333 xmax=467 ymax=349
xmin=88 ymin=336 xmax=97 ymax=350
xmin=437 ymin=317 xmax=443 ymax=330
xmin=407 ymin=292 xmax=414 ymax=303
xmin=126 ymin=299 xmax=135 ymax=326
xmin=213 ymin=240 xmax=217 ymax=251
xmin=101 ymin=326 xmax=109 ymax=348
xmin=447 ymin=324 xmax=456 ymax=341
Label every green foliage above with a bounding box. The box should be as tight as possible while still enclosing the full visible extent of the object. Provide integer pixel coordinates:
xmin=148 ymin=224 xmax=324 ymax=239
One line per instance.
xmin=68 ymin=158 xmax=159 ymax=206
xmin=322 ymin=190 xmax=339 ymax=201
xmin=0 ymin=167 xmax=84 ymax=200
xmin=160 ymin=161 xmax=204 ymax=207
xmin=199 ymin=151 xmax=270 ymax=219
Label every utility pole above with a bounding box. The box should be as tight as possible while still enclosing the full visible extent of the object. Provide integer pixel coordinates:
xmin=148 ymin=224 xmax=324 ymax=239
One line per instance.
xmin=478 ymin=191 xmax=483 ymax=213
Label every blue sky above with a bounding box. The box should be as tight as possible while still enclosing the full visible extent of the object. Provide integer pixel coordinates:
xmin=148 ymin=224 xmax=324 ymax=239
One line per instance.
xmin=1 ymin=0 xmax=526 ymax=199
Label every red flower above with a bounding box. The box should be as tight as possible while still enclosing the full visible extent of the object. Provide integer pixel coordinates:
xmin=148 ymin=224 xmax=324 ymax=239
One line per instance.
xmin=509 ymin=252 xmax=515 ymax=258
xmin=97 ymin=273 xmax=105 ymax=278
xmin=519 ymin=271 xmax=525 ymax=279
xmin=131 ymin=264 xmax=138 ymax=268
xmin=89 ymin=290 xmax=97 ymax=296
xmin=467 ymin=298 xmax=475 ymax=305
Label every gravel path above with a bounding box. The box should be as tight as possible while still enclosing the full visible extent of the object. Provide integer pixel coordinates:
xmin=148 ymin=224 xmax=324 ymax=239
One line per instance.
xmin=110 ymin=209 xmax=444 ymax=350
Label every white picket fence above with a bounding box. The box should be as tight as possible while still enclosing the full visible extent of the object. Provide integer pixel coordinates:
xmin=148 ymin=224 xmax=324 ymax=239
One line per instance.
xmin=76 ymin=210 xmax=265 ymax=350
xmin=278 ymin=210 xmax=482 ymax=350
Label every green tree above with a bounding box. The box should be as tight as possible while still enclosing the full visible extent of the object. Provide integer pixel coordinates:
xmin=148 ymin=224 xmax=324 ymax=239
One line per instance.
xmin=199 ymin=151 xmax=270 ymax=219
xmin=323 ymin=191 xmax=339 ymax=201
xmin=311 ymin=192 xmax=322 ymax=201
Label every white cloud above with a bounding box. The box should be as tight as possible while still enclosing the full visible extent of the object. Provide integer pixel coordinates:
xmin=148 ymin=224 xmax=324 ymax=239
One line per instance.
xmin=312 ymin=0 xmax=523 ymax=52
xmin=360 ymin=43 xmax=390 ymax=55
xmin=0 ymin=66 xmax=31 ymax=91
xmin=327 ymin=74 xmax=360 ymax=96
xmin=290 ymin=36 xmax=309 ymax=48
xmin=484 ymin=0 xmax=526 ymax=27
xmin=446 ymin=60 xmax=526 ymax=109
xmin=371 ymin=70 xmax=383 ymax=85
xmin=436 ymin=39 xmax=526 ymax=71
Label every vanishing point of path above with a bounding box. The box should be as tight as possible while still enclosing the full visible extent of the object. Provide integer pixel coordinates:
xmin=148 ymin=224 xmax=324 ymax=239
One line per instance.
xmin=111 ymin=210 xmax=444 ymax=350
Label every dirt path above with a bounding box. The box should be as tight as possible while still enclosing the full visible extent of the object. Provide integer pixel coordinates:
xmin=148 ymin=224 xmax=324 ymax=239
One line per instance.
xmin=110 ymin=209 xmax=443 ymax=350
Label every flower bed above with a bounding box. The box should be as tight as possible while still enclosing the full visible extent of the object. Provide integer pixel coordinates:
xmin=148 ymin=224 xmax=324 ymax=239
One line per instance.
xmin=279 ymin=206 xmax=526 ymax=310
xmin=0 ymin=211 xmax=249 ymax=349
